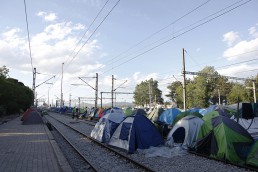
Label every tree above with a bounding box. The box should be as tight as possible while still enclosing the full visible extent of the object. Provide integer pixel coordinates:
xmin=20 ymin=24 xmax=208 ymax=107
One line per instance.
xmin=227 ymin=83 xmax=247 ymax=104
xmin=0 ymin=65 xmax=9 ymax=78
xmin=166 ymin=81 xmax=182 ymax=100
xmin=0 ymin=66 xmax=34 ymax=115
xmin=133 ymin=78 xmax=163 ymax=107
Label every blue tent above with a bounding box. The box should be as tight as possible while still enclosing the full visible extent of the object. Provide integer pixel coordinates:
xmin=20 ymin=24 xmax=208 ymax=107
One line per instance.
xmin=200 ymin=105 xmax=218 ymax=116
xmin=91 ymin=108 xmax=125 ymax=143
xmin=108 ymin=113 xmax=164 ymax=153
xmin=158 ymin=108 xmax=181 ymax=125
xmin=187 ymin=107 xmax=203 ymax=113
xmin=131 ymin=108 xmax=146 ymax=116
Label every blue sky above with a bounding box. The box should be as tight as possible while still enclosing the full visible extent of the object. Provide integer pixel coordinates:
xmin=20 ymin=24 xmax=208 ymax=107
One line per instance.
xmin=1 ymin=0 xmax=258 ymax=106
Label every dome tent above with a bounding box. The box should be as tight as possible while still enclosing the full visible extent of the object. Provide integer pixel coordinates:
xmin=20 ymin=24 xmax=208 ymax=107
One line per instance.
xmin=109 ymin=112 xmax=164 ymax=153
xmin=91 ymin=108 xmax=125 ymax=143
xmin=196 ymin=111 xmax=254 ymax=165
xmin=166 ymin=115 xmax=204 ymax=149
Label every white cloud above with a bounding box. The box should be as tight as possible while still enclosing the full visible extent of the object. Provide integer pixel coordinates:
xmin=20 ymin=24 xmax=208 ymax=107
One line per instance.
xmin=132 ymin=72 xmax=158 ymax=84
xmin=218 ymin=64 xmax=258 ymax=78
xmin=37 ymin=11 xmax=57 ymax=22
xmin=248 ymin=25 xmax=258 ymax=37
xmin=223 ymin=38 xmax=258 ymax=61
xmin=0 ymin=21 xmax=104 ymax=91
xmin=223 ymin=24 xmax=258 ymax=61
xmin=222 ymin=31 xmax=240 ymax=46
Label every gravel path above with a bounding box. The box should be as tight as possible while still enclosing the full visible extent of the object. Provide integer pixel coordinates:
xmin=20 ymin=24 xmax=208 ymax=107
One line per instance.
xmin=46 ymin=113 xmax=253 ymax=172
xmin=46 ymin=114 xmax=146 ymax=172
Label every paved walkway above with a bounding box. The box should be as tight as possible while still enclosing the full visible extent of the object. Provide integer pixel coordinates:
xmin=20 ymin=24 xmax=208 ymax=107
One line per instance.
xmin=0 ymin=116 xmax=72 ymax=172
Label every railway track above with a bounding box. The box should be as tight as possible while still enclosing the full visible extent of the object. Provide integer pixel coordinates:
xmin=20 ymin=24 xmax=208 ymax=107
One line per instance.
xmin=56 ymin=111 xmax=98 ymax=126
xmin=45 ymin=112 xmax=255 ymax=172
xmin=45 ymin=113 xmax=155 ymax=172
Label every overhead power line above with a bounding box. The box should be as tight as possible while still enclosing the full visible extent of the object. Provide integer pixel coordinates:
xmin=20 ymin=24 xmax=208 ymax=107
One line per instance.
xmin=23 ymin=0 xmax=33 ymax=73
xmin=215 ymin=58 xmax=258 ymax=70
xmin=185 ymin=49 xmax=258 ymax=71
xmin=64 ymin=0 xmax=111 ymax=65
xmin=65 ymin=0 xmax=122 ymax=68
xmin=51 ymin=0 xmax=121 ymax=89
xmin=100 ymin=0 xmax=252 ymax=75
xmin=98 ymin=0 xmax=212 ymax=70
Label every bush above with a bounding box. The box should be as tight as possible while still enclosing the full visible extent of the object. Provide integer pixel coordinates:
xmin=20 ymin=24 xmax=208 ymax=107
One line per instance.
xmin=0 ymin=105 xmax=6 ymax=117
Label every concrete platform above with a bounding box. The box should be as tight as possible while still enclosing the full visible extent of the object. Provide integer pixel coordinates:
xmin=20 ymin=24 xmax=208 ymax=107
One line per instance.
xmin=0 ymin=116 xmax=72 ymax=172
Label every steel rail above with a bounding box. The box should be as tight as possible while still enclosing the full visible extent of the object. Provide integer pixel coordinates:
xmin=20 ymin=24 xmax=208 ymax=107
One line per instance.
xmin=45 ymin=118 xmax=98 ymax=172
xmin=48 ymin=114 xmax=155 ymax=172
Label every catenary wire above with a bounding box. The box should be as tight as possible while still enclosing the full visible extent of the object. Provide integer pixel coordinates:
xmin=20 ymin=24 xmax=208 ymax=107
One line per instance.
xmin=23 ymin=0 xmax=34 ymax=73
xmin=51 ymin=0 xmax=122 ymax=90
xmin=97 ymin=0 xmax=247 ymax=72
xmin=99 ymin=0 xmax=252 ymax=76
xmin=63 ymin=0 xmax=111 ymax=66
xmin=99 ymin=0 xmax=249 ymax=73
xmin=98 ymin=0 xmax=212 ymax=68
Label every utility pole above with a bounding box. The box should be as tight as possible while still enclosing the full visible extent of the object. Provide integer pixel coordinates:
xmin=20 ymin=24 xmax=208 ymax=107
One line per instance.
xmin=149 ymin=81 xmax=152 ymax=108
xmin=111 ymin=75 xmax=114 ymax=108
xmin=95 ymin=73 xmax=98 ymax=108
xmin=78 ymin=97 xmax=81 ymax=109
xmin=101 ymin=92 xmax=103 ymax=108
xmin=253 ymin=81 xmax=257 ymax=103
xmin=246 ymin=81 xmax=257 ymax=103
xmin=35 ymin=92 xmax=37 ymax=107
xmin=101 ymin=91 xmax=131 ymax=108
xmin=182 ymin=48 xmax=186 ymax=111
xmin=69 ymin=94 xmax=71 ymax=107
xmin=111 ymin=76 xmax=127 ymax=108
xmin=32 ymin=68 xmax=36 ymax=106
xmin=61 ymin=62 xmax=64 ymax=107
xmin=48 ymin=88 xmax=50 ymax=107
xmin=78 ymin=73 xmax=98 ymax=108
xmin=218 ymin=89 xmax=221 ymax=105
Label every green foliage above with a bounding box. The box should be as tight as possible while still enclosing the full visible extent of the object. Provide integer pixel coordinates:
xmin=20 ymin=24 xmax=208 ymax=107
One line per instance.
xmin=0 ymin=65 xmax=9 ymax=78
xmin=133 ymin=78 xmax=163 ymax=107
xmin=165 ymin=66 xmax=257 ymax=108
xmin=0 ymin=69 xmax=34 ymax=115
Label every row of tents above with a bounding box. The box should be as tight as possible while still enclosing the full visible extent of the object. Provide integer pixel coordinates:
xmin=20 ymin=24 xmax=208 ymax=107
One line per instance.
xmin=90 ymin=104 xmax=258 ymax=169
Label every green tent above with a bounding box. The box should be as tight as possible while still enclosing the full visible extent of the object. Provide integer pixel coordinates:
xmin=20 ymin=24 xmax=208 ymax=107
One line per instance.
xmin=202 ymin=108 xmax=234 ymax=121
xmin=172 ymin=111 xmax=203 ymax=125
xmin=124 ymin=107 xmax=133 ymax=116
xmin=246 ymin=140 xmax=258 ymax=168
xmin=196 ymin=111 xmax=254 ymax=165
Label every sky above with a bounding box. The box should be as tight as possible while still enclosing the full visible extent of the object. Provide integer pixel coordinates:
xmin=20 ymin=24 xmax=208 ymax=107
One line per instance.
xmin=1 ymin=0 xmax=258 ymax=107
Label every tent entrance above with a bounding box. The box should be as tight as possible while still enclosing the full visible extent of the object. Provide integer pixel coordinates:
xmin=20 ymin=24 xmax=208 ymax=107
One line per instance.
xmin=196 ymin=131 xmax=218 ymax=156
xmin=172 ymin=127 xmax=185 ymax=143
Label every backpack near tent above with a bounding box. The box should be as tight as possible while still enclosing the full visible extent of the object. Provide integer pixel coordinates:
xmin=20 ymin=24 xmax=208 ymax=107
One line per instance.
xmin=90 ymin=108 xmax=125 ymax=143
xmin=246 ymin=140 xmax=258 ymax=168
xmin=108 ymin=113 xmax=164 ymax=153
xmin=166 ymin=115 xmax=204 ymax=150
xmin=196 ymin=112 xmax=254 ymax=165
xmin=22 ymin=111 xmax=44 ymax=125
